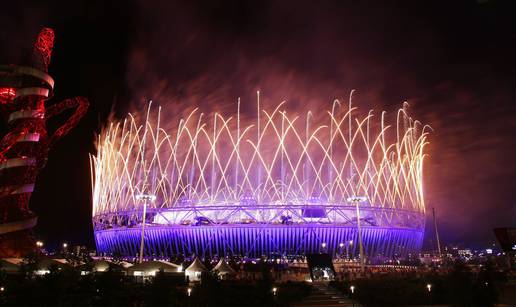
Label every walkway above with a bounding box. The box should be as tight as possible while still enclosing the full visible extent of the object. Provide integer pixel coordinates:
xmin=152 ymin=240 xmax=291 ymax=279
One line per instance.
xmin=292 ymin=283 xmax=362 ymax=307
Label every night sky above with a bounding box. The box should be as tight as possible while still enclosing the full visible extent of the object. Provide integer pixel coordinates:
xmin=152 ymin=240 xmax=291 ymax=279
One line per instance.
xmin=1 ymin=1 xmax=515 ymax=250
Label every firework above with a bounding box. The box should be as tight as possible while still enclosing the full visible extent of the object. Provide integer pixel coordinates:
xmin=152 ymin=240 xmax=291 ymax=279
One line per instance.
xmin=91 ymin=93 xmax=429 ymax=258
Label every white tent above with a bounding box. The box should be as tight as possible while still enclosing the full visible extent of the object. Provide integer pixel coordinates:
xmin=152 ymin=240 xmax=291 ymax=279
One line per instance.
xmin=185 ymin=257 xmax=206 ymax=282
xmin=212 ymin=259 xmax=236 ymax=278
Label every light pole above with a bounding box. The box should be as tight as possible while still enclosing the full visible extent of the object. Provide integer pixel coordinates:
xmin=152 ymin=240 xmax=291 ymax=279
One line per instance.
xmin=347 ymin=196 xmax=367 ymax=274
xmin=427 ymin=283 xmax=432 ymax=306
xmin=136 ymin=193 xmax=156 ymax=264
xmin=350 ymin=285 xmax=356 ymax=307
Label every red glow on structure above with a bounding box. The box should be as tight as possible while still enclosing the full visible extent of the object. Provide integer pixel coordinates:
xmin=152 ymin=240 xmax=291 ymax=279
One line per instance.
xmin=0 ymin=88 xmax=16 ymax=103
xmin=46 ymin=97 xmax=89 ymax=145
xmin=32 ymin=28 xmax=55 ymax=72
xmin=0 ymin=27 xmax=89 ymax=257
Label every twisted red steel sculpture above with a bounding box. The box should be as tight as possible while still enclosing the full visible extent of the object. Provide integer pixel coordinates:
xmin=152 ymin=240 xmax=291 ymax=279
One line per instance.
xmin=0 ymin=28 xmax=88 ymax=257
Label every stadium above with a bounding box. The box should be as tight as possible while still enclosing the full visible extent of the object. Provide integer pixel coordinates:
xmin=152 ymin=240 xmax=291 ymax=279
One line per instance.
xmin=91 ymin=96 xmax=429 ymax=259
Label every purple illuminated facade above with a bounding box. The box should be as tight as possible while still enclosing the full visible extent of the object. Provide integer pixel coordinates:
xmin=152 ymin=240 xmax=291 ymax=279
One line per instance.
xmin=94 ymin=206 xmax=424 ymax=258
xmin=92 ymin=101 xmax=428 ymax=258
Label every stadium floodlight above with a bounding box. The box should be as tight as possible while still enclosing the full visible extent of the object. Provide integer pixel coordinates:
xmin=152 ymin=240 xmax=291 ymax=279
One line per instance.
xmin=346 ymin=196 xmax=367 ymax=203
xmin=136 ymin=193 xmax=156 ymax=264
xmin=348 ymin=196 xmax=367 ymax=274
xmin=136 ymin=194 xmax=157 ymax=202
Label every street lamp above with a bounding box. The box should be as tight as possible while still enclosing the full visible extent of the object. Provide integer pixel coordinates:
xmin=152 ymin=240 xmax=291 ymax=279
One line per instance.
xmin=426 ymin=284 xmax=432 ymax=292
xmin=350 ymin=285 xmax=355 ymax=294
xmin=62 ymin=243 xmax=68 ymax=249
xmin=187 ymin=288 xmax=192 ymax=297
xmin=136 ymin=193 xmax=156 ymax=264
xmin=347 ymin=196 xmax=367 ymax=274
xmin=321 ymin=242 xmax=327 ymax=253
xmin=36 ymin=241 xmax=43 ymax=248
xmin=272 ymin=287 xmax=277 ymax=296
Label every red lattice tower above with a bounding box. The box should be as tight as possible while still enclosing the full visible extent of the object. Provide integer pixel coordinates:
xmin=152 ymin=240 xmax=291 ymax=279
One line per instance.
xmin=0 ymin=28 xmax=89 ymax=257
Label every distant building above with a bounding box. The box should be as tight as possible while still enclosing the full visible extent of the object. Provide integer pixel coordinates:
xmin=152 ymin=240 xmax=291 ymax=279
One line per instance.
xmin=493 ymin=228 xmax=516 ymax=253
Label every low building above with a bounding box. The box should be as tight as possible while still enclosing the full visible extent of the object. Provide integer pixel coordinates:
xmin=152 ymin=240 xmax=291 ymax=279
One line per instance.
xmin=127 ymin=260 xmax=182 ymax=281
xmin=77 ymin=259 xmax=127 ymax=275
xmin=0 ymin=258 xmax=21 ymax=274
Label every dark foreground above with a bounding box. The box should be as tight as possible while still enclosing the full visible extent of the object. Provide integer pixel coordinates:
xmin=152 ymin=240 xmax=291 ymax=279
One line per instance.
xmin=0 ymin=267 xmax=310 ymax=307
xmin=0 ymin=260 xmax=514 ymax=306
